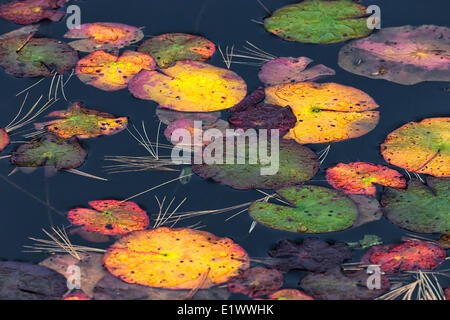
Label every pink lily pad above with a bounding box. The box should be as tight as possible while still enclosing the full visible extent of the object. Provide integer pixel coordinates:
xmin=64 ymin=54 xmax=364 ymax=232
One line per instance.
xmin=0 ymin=0 xmax=68 ymax=25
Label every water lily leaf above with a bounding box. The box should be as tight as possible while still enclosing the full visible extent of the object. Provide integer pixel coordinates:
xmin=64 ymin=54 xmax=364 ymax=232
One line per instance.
xmin=156 ymin=107 xmax=221 ymax=125
xmin=0 ymin=128 xmax=10 ymax=152
xmin=258 ymin=57 xmax=335 ymax=86
xmin=268 ymin=289 xmax=313 ymax=300
xmin=0 ymin=25 xmax=40 ymax=41
xmin=268 ymin=239 xmax=352 ymax=273
xmin=63 ymin=290 xmax=91 ymax=300
xmin=249 ymin=185 xmax=358 ymax=233
xmin=381 ymin=118 xmax=449 ymax=177
xmin=381 ymin=177 xmax=449 ymax=234
xmin=35 ymin=102 xmax=128 ymax=139
xmin=338 ymin=25 xmax=450 ymax=85
xmin=264 ymin=0 xmax=372 ymax=44
xmin=227 ymin=267 xmax=283 ymax=298
xmin=68 ymin=200 xmax=149 ymax=236
xmin=0 ymin=261 xmax=67 ymax=299
xmin=265 ymin=82 xmax=379 ymax=144
xmin=64 ymin=22 xmax=144 ymax=52
xmin=128 ymin=60 xmax=247 ymax=112
xmin=347 ymin=234 xmax=383 ymax=250
xmin=69 ymin=228 xmax=111 ymax=243
xmin=192 ymin=140 xmax=319 ymax=190
xmin=326 ymin=162 xmax=406 ymax=196
xmin=348 ymin=195 xmax=383 ymax=227
xmin=361 ymin=241 xmax=446 ymax=274
xmin=300 ymin=267 xmax=390 ymax=300
xmin=0 ymin=0 xmax=67 ymax=25
xmin=0 ymin=37 xmax=78 ymax=77
xmin=438 ymin=234 xmax=450 ymax=249
xmin=76 ymin=50 xmax=155 ymax=91
xmin=138 ymin=33 xmax=215 ymax=68
xmin=103 ymin=227 xmax=250 ymax=290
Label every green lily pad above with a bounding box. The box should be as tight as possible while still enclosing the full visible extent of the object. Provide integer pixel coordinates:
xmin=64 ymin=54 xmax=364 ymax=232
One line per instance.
xmin=381 ymin=177 xmax=449 ymax=234
xmin=264 ymin=0 xmax=372 ymax=44
xmin=249 ymin=185 xmax=358 ymax=233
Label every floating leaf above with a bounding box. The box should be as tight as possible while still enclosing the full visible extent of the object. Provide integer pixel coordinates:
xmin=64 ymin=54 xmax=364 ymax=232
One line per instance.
xmin=227 ymin=267 xmax=283 ymax=298
xmin=11 ymin=133 xmax=86 ymax=170
xmin=76 ymin=50 xmax=155 ymax=91
xmin=381 ymin=177 xmax=449 ymax=234
xmin=265 ymin=82 xmax=379 ymax=144
xmin=64 ymin=23 xmax=144 ymax=52
xmin=349 ymin=195 xmax=383 ymax=227
xmin=268 ymin=289 xmax=313 ymax=300
xmin=0 ymin=37 xmax=78 ymax=77
xmin=0 ymin=25 xmax=40 ymax=41
xmin=68 ymin=200 xmax=149 ymax=236
xmin=0 ymin=128 xmax=10 ymax=152
xmin=258 ymin=57 xmax=335 ymax=86
xmin=347 ymin=234 xmax=383 ymax=250
xmin=103 ymin=227 xmax=250 ymax=290
xmin=138 ymin=33 xmax=215 ymax=68
xmin=326 ymin=162 xmax=406 ymax=196
xmin=361 ymin=241 xmax=446 ymax=274
xmin=381 ymin=118 xmax=449 ymax=177
xmin=128 ymin=60 xmax=247 ymax=112
xmin=0 ymin=261 xmax=67 ymax=299
xmin=338 ymin=25 xmax=450 ymax=85
xmin=249 ymin=185 xmax=358 ymax=233
xmin=156 ymin=107 xmax=221 ymax=125
xmin=35 ymin=102 xmax=128 ymax=139
xmin=63 ymin=290 xmax=91 ymax=300
xmin=0 ymin=0 xmax=67 ymax=25
xmin=268 ymin=239 xmax=352 ymax=272
xmin=438 ymin=234 xmax=450 ymax=249
xmin=264 ymin=0 xmax=372 ymax=44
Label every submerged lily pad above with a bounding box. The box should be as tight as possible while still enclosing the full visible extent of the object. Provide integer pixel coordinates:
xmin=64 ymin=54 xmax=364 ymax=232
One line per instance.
xmin=0 ymin=0 xmax=67 ymax=25
xmin=268 ymin=289 xmax=313 ymax=300
xmin=138 ymin=33 xmax=215 ymax=68
xmin=381 ymin=118 xmax=449 ymax=177
xmin=64 ymin=22 xmax=144 ymax=52
xmin=227 ymin=267 xmax=283 ymax=298
xmin=68 ymin=200 xmax=149 ymax=236
xmin=103 ymin=227 xmax=250 ymax=290
xmin=11 ymin=133 xmax=86 ymax=170
xmin=76 ymin=50 xmax=155 ymax=91
xmin=249 ymin=185 xmax=358 ymax=233
xmin=0 ymin=128 xmax=10 ymax=152
xmin=156 ymin=107 xmax=221 ymax=126
xmin=264 ymin=0 xmax=372 ymax=44
xmin=349 ymin=195 xmax=383 ymax=227
xmin=35 ymin=102 xmax=128 ymax=139
xmin=0 ymin=25 xmax=39 ymax=41
xmin=128 ymin=60 xmax=247 ymax=112
xmin=265 ymin=82 xmax=379 ymax=144
xmin=0 ymin=37 xmax=78 ymax=77
xmin=326 ymin=162 xmax=406 ymax=196
xmin=338 ymin=25 xmax=450 ymax=85
xmin=381 ymin=177 xmax=449 ymax=234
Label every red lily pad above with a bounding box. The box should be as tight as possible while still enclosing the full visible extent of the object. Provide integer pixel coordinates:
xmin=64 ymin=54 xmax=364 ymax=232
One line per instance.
xmin=268 ymin=289 xmax=313 ymax=300
xmin=361 ymin=241 xmax=446 ymax=274
xmin=68 ymin=200 xmax=149 ymax=236
xmin=228 ymin=267 xmax=283 ymax=298
xmin=0 ymin=0 xmax=67 ymax=25
xmin=0 ymin=128 xmax=10 ymax=152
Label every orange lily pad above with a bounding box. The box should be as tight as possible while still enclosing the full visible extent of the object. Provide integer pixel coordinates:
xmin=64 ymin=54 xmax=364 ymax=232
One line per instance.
xmin=103 ymin=227 xmax=250 ymax=289
xmin=0 ymin=128 xmax=9 ymax=152
xmin=68 ymin=200 xmax=149 ymax=236
xmin=76 ymin=50 xmax=155 ymax=91
xmin=265 ymin=82 xmax=379 ymax=144
xmin=381 ymin=117 xmax=450 ymax=177
xmin=326 ymin=162 xmax=406 ymax=196
xmin=227 ymin=267 xmax=283 ymax=298
xmin=268 ymin=289 xmax=313 ymax=300
xmin=129 ymin=60 xmax=247 ymax=112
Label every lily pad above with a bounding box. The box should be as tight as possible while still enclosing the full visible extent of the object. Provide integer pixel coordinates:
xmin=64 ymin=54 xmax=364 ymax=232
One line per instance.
xmin=0 ymin=0 xmax=67 ymax=25
xmin=35 ymin=102 xmax=128 ymax=139
xmin=264 ymin=0 xmax=372 ymax=44
xmin=0 ymin=37 xmax=78 ymax=77
xmin=349 ymin=195 xmax=383 ymax=227
xmin=338 ymin=25 xmax=450 ymax=85
xmin=381 ymin=176 xmax=449 ymax=234
xmin=103 ymin=227 xmax=250 ymax=290
xmin=63 ymin=290 xmax=91 ymax=300
xmin=64 ymin=22 xmax=144 ymax=52
xmin=381 ymin=118 xmax=449 ymax=177
xmin=249 ymin=185 xmax=358 ymax=233
xmin=68 ymin=200 xmax=149 ymax=236
xmin=0 ymin=128 xmax=10 ymax=152
xmin=0 ymin=25 xmax=40 ymax=41
xmin=128 ymin=60 xmax=247 ymax=112
xmin=326 ymin=162 xmax=406 ymax=196
xmin=76 ymin=50 xmax=155 ymax=91
xmin=265 ymin=82 xmax=379 ymax=144
xmin=268 ymin=289 xmax=313 ymax=300
xmin=438 ymin=234 xmax=450 ymax=249
xmin=138 ymin=33 xmax=215 ymax=68
xmin=227 ymin=267 xmax=283 ymax=298
xmin=11 ymin=133 xmax=87 ymax=170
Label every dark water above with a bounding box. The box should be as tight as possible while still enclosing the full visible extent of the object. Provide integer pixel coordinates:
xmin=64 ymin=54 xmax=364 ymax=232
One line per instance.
xmin=0 ymin=0 xmax=448 ymax=297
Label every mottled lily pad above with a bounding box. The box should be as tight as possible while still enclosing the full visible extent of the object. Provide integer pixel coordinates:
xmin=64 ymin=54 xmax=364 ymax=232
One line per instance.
xmin=0 ymin=128 xmax=10 ymax=152
xmin=227 ymin=267 xmax=283 ymax=298
xmin=268 ymin=289 xmax=313 ymax=300
xmin=249 ymin=185 xmax=358 ymax=233
xmin=338 ymin=25 xmax=450 ymax=85
xmin=0 ymin=0 xmax=67 ymax=25
xmin=381 ymin=118 xmax=449 ymax=177
xmin=128 ymin=60 xmax=247 ymax=112
xmin=264 ymin=0 xmax=372 ymax=44
xmin=138 ymin=33 xmax=215 ymax=68
xmin=0 ymin=37 xmax=78 ymax=77
xmin=11 ymin=133 xmax=86 ymax=170
xmin=381 ymin=177 xmax=449 ymax=234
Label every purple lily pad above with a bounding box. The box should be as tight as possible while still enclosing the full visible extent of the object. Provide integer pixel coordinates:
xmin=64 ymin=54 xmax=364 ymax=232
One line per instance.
xmin=0 ymin=0 xmax=68 ymax=25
